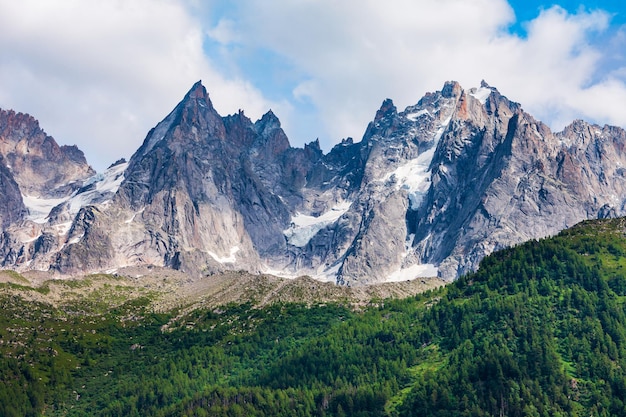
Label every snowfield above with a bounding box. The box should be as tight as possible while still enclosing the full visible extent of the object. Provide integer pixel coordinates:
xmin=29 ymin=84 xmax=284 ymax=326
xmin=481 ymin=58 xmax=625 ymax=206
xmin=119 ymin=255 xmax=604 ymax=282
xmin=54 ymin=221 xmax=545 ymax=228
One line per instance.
xmin=283 ymin=201 xmax=352 ymax=247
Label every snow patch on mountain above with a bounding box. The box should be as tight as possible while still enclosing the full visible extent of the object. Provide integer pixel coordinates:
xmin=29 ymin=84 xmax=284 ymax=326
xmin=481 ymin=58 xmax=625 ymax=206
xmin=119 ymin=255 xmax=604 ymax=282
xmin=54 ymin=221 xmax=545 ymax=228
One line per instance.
xmin=22 ymin=162 xmax=127 ymax=223
xmin=435 ymin=116 xmax=452 ymax=141
xmin=208 ymin=246 xmax=240 ymax=264
xmin=23 ymin=195 xmax=68 ymax=223
xmin=315 ymin=263 xmax=343 ymax=282
xmin=380 ymin=116 xmax=452 ymax=210
xmin=386 ymin=263 xmax=438 ymax=282
xmin=384 ymin=149 xmax=434 ymax=210
xmin=125 ymin=208 xmax=145 ymax=224
xmin=54 ymin=222 xmax=72 ymax=236
xmin=405 ymin=109 xmax=430 ymax=121
xmin=283 ymin=201 xmax=352 ymax=247
xmin=68 ymin=162 xmax=127 ymax=212
xmin=67 ymin=234 xmax=84 ymax=245
xmin=469 ymin=86 xmax=492 ymax=104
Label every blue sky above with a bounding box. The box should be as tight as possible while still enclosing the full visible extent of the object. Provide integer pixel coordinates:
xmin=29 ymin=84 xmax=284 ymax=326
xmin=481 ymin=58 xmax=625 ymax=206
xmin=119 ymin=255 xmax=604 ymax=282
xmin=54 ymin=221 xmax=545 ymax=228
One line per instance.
xmin=0 ymin=0 xmax=625 ymax=171
xmin=510 ymin=0 xmax=625 ymax=27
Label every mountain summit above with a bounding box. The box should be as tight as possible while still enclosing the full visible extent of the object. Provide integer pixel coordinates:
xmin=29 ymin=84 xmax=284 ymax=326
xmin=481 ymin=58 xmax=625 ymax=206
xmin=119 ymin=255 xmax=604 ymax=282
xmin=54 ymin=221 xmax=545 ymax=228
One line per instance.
xmin=1 ymin=81 xmax=626 ymax=284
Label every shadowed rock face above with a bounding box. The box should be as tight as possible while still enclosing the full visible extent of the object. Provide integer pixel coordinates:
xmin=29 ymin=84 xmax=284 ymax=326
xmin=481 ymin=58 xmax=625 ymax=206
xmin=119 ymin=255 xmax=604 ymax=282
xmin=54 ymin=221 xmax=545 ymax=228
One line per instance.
xmin=0 ymin=154 xmax=26 ymax=228
xmin=2 ymin=80 xmax=626 ymax=284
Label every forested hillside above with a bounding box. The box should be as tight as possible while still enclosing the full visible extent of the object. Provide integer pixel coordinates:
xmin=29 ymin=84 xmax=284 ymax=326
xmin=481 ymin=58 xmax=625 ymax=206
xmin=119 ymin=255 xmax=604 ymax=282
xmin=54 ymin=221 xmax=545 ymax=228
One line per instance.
xmin=2 ymin=218 xmax=626 ymax=416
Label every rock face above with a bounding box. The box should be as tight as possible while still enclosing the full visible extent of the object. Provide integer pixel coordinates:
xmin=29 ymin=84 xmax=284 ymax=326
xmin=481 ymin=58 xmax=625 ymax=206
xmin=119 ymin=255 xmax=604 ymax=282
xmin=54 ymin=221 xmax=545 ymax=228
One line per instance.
xmin=2 ymin=80 xmax=626 ymax=284
xmin=0 ymin=154 xmax=26 ymax=228
xmin=0 ymin=109 xmax=94 ymax=197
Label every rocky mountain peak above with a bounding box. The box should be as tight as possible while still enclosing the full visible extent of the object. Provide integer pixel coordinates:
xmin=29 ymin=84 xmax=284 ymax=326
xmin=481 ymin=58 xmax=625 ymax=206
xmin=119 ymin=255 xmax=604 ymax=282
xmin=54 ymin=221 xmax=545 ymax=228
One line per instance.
xmin=304 ymin=138 xmax=322 ymax=155
xmin=177 ymin=81 xmax=223 ymax=135
xmin=0 ymin=108 xmax=94 ymax=198
xmin=374 ymin=98 xmax=397 ymax=121
xmin=441 ymin=80 xmax=463 ymax=98
xmin=252 ymin=110 xmax=290 ymax=157
xmin=0 ymin=109 xmax=42 ymax=140
xmin=186 ymin=80 xmax=211 ymax=102
xmin=255 ymin=109 xmax=280 ymax=131
xmin=131 ymin=81 xmax=227 ymax=161
xmin=362 ymin=99 xmax=402 ymax=142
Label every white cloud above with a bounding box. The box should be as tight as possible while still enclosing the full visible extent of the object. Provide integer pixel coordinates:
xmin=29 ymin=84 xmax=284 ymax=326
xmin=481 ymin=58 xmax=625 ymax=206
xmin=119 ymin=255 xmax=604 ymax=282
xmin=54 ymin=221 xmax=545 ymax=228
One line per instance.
xmin=0 ymin=0 xmax=278 ymax=171
xmin=1 ymin=0 xmax=625 ymax=172
xmin=483 ymin=6 xmax=624 ymax=130
xmin=209 ymin=0 xmax=626 ymax=144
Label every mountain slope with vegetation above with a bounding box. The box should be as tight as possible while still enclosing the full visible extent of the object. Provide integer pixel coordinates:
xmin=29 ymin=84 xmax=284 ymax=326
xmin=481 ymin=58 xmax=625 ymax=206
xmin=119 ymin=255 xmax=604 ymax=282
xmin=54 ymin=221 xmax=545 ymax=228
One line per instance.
xmin=2 ymin=218 xmax=626 ymax=416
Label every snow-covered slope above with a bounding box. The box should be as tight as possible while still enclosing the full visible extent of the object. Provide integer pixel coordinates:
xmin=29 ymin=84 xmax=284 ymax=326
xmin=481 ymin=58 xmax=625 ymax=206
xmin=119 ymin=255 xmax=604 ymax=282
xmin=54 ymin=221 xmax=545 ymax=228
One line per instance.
xmin=283 ymin=201 xmax=352 ymax=247
xmin=22 ymin=161 xmax=127 ymax=224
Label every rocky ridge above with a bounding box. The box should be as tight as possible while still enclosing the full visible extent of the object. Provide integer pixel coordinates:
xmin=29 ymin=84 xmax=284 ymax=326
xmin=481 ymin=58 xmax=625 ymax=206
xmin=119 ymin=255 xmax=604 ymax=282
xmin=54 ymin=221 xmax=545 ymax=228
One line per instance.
xmin=1 ymin=81 xmax=626 ymax=284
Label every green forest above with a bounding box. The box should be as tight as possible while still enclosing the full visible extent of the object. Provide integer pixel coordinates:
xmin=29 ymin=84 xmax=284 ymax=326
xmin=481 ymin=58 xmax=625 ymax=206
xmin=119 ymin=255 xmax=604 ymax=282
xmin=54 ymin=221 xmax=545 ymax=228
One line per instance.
xmin=2 ymin=218 xmax=626 ymax=416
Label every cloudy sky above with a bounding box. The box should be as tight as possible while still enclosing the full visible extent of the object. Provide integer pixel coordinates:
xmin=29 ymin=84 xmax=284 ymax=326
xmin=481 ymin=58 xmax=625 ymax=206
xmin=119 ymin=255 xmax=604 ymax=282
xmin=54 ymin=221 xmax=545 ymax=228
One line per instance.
xmin=0 ymin=0 xmax=625 ymax=171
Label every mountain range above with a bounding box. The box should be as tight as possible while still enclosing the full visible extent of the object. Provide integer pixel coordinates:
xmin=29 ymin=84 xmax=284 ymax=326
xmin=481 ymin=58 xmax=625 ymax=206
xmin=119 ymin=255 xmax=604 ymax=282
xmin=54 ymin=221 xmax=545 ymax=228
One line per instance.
xmin=1 ymin=80 xmax=626 ymax=285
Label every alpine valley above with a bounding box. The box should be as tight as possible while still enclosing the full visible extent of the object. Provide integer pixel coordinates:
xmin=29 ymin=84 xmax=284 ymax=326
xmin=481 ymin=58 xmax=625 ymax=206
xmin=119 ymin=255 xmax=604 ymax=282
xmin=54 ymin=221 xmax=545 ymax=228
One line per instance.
xmin=1 ymin=80 xmax=626 ymax=284
xmin=3 ymin=82 xmax=626 ymax=416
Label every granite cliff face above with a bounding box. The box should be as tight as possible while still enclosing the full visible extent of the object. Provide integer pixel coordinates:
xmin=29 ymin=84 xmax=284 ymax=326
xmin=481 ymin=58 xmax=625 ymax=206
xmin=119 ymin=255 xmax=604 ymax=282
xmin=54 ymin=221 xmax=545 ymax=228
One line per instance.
xmin=2 ymin=81 xmax=626 ymax=284
xmin=0 ymin=109 xmax=94 ymax=197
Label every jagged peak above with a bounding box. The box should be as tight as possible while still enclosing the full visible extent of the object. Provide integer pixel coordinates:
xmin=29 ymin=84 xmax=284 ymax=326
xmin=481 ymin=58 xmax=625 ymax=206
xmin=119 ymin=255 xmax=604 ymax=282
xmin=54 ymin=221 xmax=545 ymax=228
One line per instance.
xmin=0 ymin=108 xmax=39 ymax=124
xmin=261 ymin=109 xmax=279 ymax=122
xmin=224 ymin=109 xmax=253 ymax=126
xmin=559 ymin=119 xmax=599 ymax=140
xmin=567 ymin=119 xmax=591 ymax=129
xmin=180 ymin=80 xmax=216 ymax=112
xmin=303 ymin=138 xmax=323 ymax=158
xmin=255 ymin=110 xmax=282 ymax=134
xmin=374 ymin=98 xmax=397 ymax=121
xmin=0 ymin=108 xmax=45 ymax=141
xmin=107 ymin=158 xmax=127 ymax=169
xmin=475 ymin=80 xmax=500 ymax=94
xmin=441 ymin=81 xmax=463 ymax=98
xmin=304 ymin=138 xmax=321 ymax=153
xmin=132 ymin=81 xmax=224 ymax=159
xmin=187 ymin=80 xmax=207 ymax=98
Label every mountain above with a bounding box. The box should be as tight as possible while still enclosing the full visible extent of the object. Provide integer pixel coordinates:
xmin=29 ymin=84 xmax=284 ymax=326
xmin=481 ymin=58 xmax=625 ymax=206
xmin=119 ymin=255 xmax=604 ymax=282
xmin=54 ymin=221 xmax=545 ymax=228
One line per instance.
xmin=1 ymin=81 xmax=626 ymax=284
xmin=0 ymin=109 xmax=95 ymax=230
xmin=409 ymin=82 xmax=626 ymax=278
